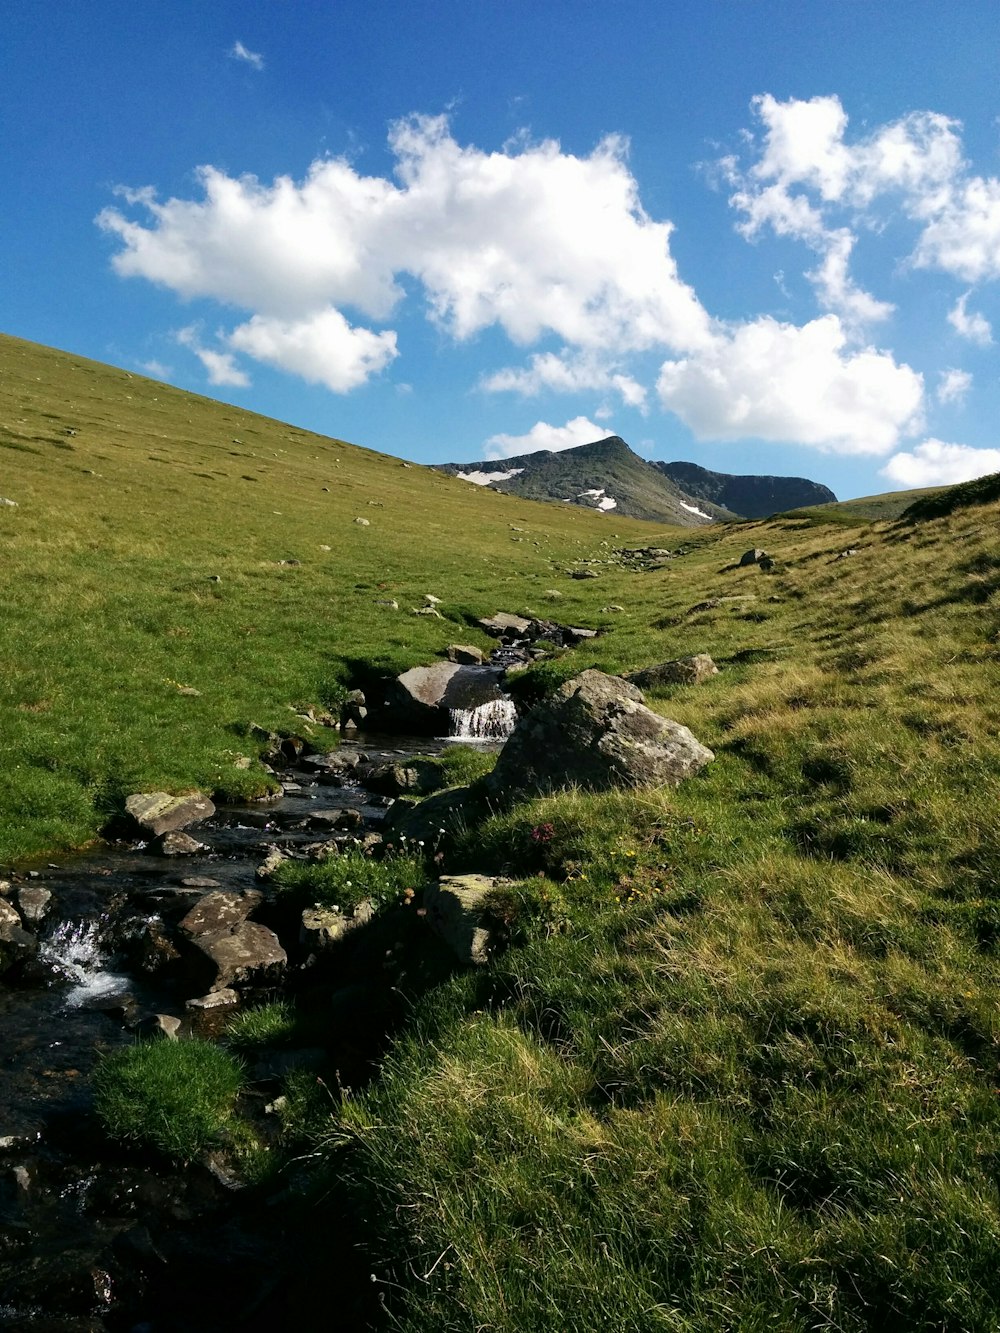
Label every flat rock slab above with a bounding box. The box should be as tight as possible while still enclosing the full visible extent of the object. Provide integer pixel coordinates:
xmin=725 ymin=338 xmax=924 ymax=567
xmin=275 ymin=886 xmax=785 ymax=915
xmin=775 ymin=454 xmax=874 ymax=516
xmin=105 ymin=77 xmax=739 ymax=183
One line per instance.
xmin=125 ymin=791 xmax=216 ymax=837
xmin=478 ymin=613 xmax=531 ymax=636
xmin=178 ymin=890 xmax=263 ymax=938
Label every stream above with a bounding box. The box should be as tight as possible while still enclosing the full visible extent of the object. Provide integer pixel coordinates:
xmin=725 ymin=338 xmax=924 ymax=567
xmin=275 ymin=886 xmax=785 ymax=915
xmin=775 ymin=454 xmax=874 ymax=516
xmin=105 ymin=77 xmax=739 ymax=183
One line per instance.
xmin=0 ymin=732 xmax=503 ymax=1333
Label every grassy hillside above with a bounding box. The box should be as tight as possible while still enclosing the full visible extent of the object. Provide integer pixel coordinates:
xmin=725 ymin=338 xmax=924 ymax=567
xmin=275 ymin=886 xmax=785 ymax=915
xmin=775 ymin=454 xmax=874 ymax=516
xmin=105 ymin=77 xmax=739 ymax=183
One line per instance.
xmin=779 ymin=486 xmax=947 ymax=524
xmin=326 ymin=488 xmax=1000 ymax=1329
xmin=5 ymin=332 xmax=1000 ymax=1329
xmin=0 ymin=333 xmax=680 ymax=860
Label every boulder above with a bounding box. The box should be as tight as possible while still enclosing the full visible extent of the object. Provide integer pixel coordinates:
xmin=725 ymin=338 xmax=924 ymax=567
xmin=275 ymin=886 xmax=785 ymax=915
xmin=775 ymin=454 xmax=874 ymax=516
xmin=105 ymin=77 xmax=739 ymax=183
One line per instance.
xmin=124 ymin=791 xmax=215 ymax=837
xmin=185 ymin=921 xmax=287 ymax=993
xmin=478 ymin=612 xmax=532 ymax=637
xmin=739 ymin=548 xmax=767 ymax=567
xmin=628 ymin=654 xmax=719 ymax=689
xmin=186 ymin=988 xmax=239 ymax=1010
xmin=153 ymin=830 xmax=208 ymax=856
xmin=423 ymin=875 xmax=496 ymax=966
xmin=366 ymin=661 xmax=508 ymax=735
xmin=487 ymin=670 xmax=714 ymax=799
xmin=570 ymin=569 xmax=599 ymax=579
xmin=16 ymin=885 xmax=51 ymax=926
xmin=178 ymin=891 xmax=262 ymax=938
xmin=300 ymin=900 xmax=375 ymax=952
xmin=447 ymin=644 xmax=486 ymax=665
xmin=0 ymin=899 xmax=37 ymax=976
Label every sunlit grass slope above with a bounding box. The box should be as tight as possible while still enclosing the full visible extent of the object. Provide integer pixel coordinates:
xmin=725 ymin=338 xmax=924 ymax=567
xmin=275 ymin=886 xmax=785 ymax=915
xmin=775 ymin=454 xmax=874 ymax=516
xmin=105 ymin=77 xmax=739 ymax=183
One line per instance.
xmin=326 ymin=484 xmax=1000 ymax=1330
xmin=0 ymin=332 xmax=678 ymax=860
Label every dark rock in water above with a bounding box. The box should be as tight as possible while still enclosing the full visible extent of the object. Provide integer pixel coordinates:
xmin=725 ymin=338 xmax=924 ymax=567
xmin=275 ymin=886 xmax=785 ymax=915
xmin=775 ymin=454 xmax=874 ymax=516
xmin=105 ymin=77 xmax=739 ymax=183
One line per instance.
xmin=628 ymin=654 xmax=719 ymax=688
xmin=178 ymin=891 xmax=262 ymax=938
xmin=366 ymin=661 xmax=508 ymax=734
xmin=306 ymin=807 xmax=363 ymax=831
xmin=184 ymin=920 xmax=287 ymax=993
xmin=153 ymin=829 xmax=208 ymax=856
xmin=0 ymin=898 xmax=37 ymax=976
xmin=124 ymin=790 xmax=215 ymax=836
xmin=487 ymin=669 xmax=714 ymax=798
xmin=447 ymin=643 xmax=485 ymax=664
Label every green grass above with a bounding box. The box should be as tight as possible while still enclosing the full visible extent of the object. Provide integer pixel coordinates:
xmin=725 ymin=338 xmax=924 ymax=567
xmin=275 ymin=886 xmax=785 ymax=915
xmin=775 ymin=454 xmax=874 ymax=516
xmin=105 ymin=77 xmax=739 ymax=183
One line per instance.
xmin=7 ymin=332 xmax=1000 ymax=1329
xmin=93 ymin=1039 xmax=245 ymax=1163
xmin=272 ymin=846 xmax=432 ymax=912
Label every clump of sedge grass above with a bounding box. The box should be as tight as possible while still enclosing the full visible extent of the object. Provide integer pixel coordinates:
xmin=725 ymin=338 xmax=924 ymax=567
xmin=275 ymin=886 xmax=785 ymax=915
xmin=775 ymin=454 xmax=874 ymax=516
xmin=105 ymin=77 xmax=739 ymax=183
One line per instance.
xmin=272 ymin=847 xmax=431 ymax=913
xmin=93 ymin=1039 xmax=244 ymax=1162
xmin=225 ymin=999 xmax=299 ymax=1052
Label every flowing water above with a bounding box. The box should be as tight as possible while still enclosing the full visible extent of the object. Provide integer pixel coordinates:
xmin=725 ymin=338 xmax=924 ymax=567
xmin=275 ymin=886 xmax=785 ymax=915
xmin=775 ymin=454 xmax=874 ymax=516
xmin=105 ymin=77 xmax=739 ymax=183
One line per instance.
xmin=0 ymin=733 xmax=503 ymax=1331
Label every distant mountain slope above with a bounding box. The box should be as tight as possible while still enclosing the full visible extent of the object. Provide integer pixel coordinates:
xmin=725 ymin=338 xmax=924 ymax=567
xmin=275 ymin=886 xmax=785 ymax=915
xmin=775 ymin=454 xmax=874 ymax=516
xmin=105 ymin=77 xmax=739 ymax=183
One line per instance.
xmin=654 ymin=460 xmax=836 ymax=519
xmin=436 ymin=437 xmax=735 ymax=526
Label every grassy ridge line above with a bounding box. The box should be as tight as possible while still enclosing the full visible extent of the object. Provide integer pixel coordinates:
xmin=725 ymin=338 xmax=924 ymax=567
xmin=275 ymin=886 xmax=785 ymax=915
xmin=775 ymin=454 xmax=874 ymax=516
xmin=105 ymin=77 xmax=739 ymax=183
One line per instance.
xmin=1 ymin=332 xmax=690 ymax=860
xmin=321 ymin=493 xmax=1000 ymax=1330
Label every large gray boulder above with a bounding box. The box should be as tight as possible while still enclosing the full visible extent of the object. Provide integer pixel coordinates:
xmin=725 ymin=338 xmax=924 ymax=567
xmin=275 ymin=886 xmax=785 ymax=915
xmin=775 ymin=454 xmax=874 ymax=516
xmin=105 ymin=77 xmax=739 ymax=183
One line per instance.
xmin=185 ymin=921 xmax=287 ymax=994
xmin=366 ymin=661 xmax=508 ymax=734
xmin=125 ymin=791 xmax=215 ymax=837
xmin=487 ymin=669 xmax=714 ymax=798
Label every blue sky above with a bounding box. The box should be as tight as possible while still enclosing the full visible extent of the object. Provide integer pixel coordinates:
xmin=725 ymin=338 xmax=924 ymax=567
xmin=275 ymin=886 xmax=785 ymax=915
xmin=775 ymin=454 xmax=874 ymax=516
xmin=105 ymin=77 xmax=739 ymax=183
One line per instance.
xmin=5 ymin=1 xmax=1000 ymax=500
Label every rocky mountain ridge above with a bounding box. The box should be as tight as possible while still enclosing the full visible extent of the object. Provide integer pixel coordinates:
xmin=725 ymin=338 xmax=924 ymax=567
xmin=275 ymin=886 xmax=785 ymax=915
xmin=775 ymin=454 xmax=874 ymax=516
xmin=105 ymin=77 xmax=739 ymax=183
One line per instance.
xmin=437 ymin=436 xmax=836 ymax=524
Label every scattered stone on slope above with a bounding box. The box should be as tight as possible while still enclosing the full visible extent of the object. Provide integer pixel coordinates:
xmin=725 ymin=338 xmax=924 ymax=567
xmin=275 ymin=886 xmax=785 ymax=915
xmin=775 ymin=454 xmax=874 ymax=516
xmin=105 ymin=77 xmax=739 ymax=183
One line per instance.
xmin=628 ymin=655 xmax=719 ymax=689
xmin=570 ymin=568 xmax=599 ymax=579
xmin=0 ymin=498 xmax=18 ymax=508
xmin=124 ymin=791 xmax=215 ymax=838
xmin=487 ymin=669 xmax=714 ymax=799
xmin=423 ymin=875 xmax=496 ymax=966
xmin=739 ymin=548 xmax=768 ymax=567
xmin=354 ymin=517 xmax=370 ymax=526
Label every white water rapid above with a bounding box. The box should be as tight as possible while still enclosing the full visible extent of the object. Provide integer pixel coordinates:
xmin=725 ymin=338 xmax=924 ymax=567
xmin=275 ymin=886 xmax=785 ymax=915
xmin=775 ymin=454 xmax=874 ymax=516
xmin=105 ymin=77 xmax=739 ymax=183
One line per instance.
xmin=448 ymin=696 xmax=518 ymax=740
xmin=39 ymin=918 xmax=130 ymax=1007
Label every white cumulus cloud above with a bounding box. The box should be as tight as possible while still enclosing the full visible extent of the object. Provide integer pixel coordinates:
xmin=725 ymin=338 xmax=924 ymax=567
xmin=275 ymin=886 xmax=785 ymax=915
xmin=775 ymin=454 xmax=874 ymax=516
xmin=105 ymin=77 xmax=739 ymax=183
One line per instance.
xmin=937 ymin=368 xmax=972 ymax=405
xmin=97 ymin=115 xmax=712 ymax=395
xmin=229 ymin=41 xmax=264 ymax=70
xmin=484 ymin=416 xmax=608 ymax=460
xmin=482 ymin=350 xmax=647 ymax=411
xmin=947 ymin=291 xmax=992 ymax=344
xmin=176 ymin=326 xmax=250 ymax=387
xmin=657 ymin=314 xmax=923 ymax=455
xmin=881 ymin=438 xmax=1000 ymax=487
xmin=228 ymin=308 xmax=397 ymax=393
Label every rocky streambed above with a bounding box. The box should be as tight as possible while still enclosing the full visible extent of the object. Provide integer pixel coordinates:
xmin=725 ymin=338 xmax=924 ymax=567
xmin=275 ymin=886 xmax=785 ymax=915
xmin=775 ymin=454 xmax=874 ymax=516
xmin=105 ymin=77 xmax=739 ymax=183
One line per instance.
xmin=0 ymin=640 xmax=718 ymax=1332
xmin=0 ymin=734 xmax=502 ymax=1333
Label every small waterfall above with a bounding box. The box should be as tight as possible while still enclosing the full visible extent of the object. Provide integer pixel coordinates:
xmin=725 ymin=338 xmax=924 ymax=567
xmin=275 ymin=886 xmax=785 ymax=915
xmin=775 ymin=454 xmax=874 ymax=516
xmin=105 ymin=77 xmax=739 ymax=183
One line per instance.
xmin=39 ymin=918 xmax=130 ymax=1007
xmin=449 ymin=696 xmax=518 ymax=740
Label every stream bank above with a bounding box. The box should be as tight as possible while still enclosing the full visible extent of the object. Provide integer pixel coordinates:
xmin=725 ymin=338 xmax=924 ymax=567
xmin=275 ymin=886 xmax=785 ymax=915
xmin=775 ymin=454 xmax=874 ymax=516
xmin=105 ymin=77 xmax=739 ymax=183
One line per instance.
xmin=0 ymin=734 xmax=503 ymax=1333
